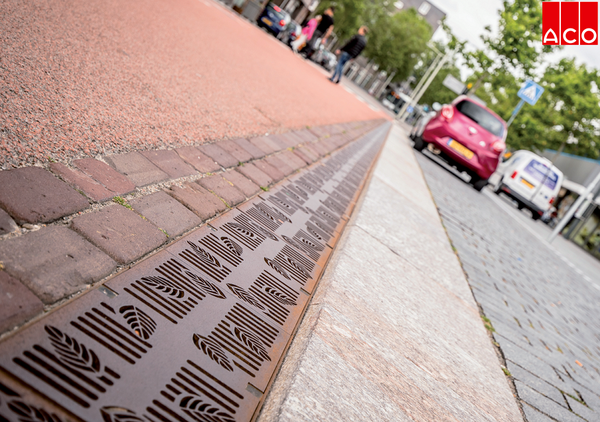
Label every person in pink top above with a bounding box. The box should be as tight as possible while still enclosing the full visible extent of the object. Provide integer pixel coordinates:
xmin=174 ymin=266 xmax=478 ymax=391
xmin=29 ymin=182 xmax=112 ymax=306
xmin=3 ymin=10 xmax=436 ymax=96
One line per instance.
xmin=291 ymin=15 xmax=321 ymax=53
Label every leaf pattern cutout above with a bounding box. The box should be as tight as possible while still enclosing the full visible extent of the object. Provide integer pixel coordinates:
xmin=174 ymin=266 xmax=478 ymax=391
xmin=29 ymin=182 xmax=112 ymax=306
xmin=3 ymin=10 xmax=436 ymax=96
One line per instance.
xmin=264 ymin=258 xmax=290 ymax=280
xmin=282 ymin=235 xmax=303 ymax=250
xmin=257 ymin=203 xmax=291 ymax=223
xmin=247 ymin=220 xmax=278 ymax=241
xmin=187 ymin=242 xmax=221 ymax=268
xmin=45 ymin=326 xmax=101 ymax=373
xmin=119 ymin=306 xmax=157 ymax=340
xmin=220 ymin=236 xmax=243 ymax=256
xmin=100 ymin=406 xmax=145 ymax=422
xmin=225 ymin=223 xmax=258 ymax=240
xmin=226 ymin=284 xmax=265 ymax=310
xmin=185 ymin=271 xmax=226 ymax=299
xmin=234 ymin=327 xmax=271 ymax=361
xmin=140 ymin=276 xmax=185 ymax=298
xmin=8 ymin=401 xmax=63 ymax=422
xmin=284 ymin=256 xmax=311 ymax=278
xmin=179 ymin=396 xmax=235 ymax=422
xmin=192 ymin=334 xmax=233 ymax=371
xmin=306 ymin=226 xmax=323 ymax=241
xmin=264 ymin=287 xmax=297 ymax=306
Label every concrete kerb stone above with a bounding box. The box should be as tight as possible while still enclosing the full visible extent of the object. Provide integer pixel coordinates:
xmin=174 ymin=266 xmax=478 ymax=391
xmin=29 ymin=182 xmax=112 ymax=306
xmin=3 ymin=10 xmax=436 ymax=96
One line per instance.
xmin=197 ymin=174 xmax=246 ymax=207
xmin=198 ymin=143 xmax=238 ymax=168
xmin=217 ymin=139 xmax=254 ymax=163
xmin=140 ymin=149 xmax=198 ymax=179
xmin=0 ymin=119 xmax=384 ymax=334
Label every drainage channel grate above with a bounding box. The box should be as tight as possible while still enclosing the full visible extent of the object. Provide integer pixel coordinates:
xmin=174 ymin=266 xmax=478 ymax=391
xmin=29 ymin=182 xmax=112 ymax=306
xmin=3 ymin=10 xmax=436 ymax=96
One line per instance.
xmin=0 ymin=123 xmax=390 ymax=422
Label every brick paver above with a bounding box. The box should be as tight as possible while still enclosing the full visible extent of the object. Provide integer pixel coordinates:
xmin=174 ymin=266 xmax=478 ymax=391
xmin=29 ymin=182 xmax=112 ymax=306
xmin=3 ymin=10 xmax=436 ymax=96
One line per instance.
xmin=248 ymin=136 xmax=280 ymax=155
xmin=73 ymin=158 xmax=136 ymax=195
xmin=0 ymin=167 xmax=89 ymax=224
xmin=279 ymin=150 xmax=308 ymax=171
xmin=0 ymin=226 xmax=116 ymax=304
xmin=264 ymin=155 xmax=295 ymax=176
xmin=197 ymin=174 xmax=245 ymax=207
xmin=0 ymin=271 xmax=44 ymax=333
xmin=129 ymin=191 xmax=201 ymax=237
xmin=71 ymin=205 xmax=167 ymax=264
xmin=237 ymin=163 xmax=274 ymax=187
xmin=253 ymin=159 xmax=285 ymax=182
xmin=234 ymin=138 xmax=266 ymax=159
xmin=104 ymin=152 xmax=169 ymax=187
xmin=167 ymin=183 xmax=227 ymax=220
xmin=217 ymin=139 xmax=254 ymax=163
xmin=0 ymin=208 xmax=18 ymax=235
xmin=176 ymin=146 xmax=221 ymax=173
xmin=222 ymin=169 xmax=261 ymax=198
xmin=140 ymin=149 xmax=197 ymax=179
xmin=49 ymin=162 xmax=114 ymax=202
xmin=293 ymin=146 xmax=318 ymax=164
xmin=199 ymin=144 xmax=238 ymax=168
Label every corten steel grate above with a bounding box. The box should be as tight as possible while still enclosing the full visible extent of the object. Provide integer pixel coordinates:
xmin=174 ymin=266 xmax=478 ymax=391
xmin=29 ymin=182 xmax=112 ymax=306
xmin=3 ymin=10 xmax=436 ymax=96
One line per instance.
xmin=0 ymin=123 xmax=390 ymax=422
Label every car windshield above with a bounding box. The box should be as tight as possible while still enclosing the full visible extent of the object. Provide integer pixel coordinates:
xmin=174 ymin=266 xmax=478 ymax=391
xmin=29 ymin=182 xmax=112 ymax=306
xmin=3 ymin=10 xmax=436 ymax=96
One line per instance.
xmin=523 ymin=159 xmax=559 ymax=190
xmin=268 ymin=4 xmax=288 ymax=20
xmin=455 ymin=100 xmax=504 ymax=138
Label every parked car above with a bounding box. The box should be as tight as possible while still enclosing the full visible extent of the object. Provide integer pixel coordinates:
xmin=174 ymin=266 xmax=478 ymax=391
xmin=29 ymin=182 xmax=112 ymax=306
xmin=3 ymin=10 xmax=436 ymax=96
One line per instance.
xmin=256 ymin=3 xmax=291 ymax=37
xmin=490 ymin=150 xmax=564 ymax=220
xmin=382 ymin=90 xmax=411 ymax=114
xmin=278 ymin=21 xmax=301 ymax=46
xmin=412 ymin=95 xmax=507 ymax=191
xmin=311 ymin=46 xmax=337 ymax=71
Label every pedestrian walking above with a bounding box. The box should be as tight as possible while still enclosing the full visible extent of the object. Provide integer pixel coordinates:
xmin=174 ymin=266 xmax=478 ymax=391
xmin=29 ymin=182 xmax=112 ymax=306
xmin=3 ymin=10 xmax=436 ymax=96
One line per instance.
xmin=330 ymin=26 xmax=368 ymax=84
xmin=291 ymin=15 xmax=321 ymax=53
xmin=302 ymin=6 xmax=334 ymax=58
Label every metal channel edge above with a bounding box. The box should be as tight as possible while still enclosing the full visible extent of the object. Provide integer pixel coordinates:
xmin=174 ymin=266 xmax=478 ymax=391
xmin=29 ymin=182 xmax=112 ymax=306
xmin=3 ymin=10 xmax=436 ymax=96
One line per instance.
xmin=0 ymin=122 xmax=391 ymax=422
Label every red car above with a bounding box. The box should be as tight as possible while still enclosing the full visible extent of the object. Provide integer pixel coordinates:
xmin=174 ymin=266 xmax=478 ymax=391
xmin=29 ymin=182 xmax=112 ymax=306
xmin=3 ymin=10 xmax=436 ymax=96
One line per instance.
xmin=412 ymin=96 xmax=507 ymax=191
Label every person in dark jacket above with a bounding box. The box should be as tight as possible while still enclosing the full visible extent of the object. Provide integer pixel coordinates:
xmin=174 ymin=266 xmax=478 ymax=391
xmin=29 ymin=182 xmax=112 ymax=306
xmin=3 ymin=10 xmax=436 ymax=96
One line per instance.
xmin=330 ymin=26 xmax=368 ymax=84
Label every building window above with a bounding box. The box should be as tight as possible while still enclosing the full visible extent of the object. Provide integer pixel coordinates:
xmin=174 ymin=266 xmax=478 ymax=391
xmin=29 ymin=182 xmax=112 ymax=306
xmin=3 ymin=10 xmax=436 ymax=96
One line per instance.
xmin=418 ymin=1 xmax=431 ymax=15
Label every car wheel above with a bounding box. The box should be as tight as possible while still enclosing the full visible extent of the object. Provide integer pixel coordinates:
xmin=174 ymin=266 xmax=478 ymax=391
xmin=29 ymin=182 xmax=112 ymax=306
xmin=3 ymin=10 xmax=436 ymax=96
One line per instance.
xmin=493 ymin=183 xmax=503 ymax=195
xmin=471 ymin=177 xmax=489 ymax=192
xmin=531 ymin=212 xmax=541 ymax=221
xmin=517 ymin=203 xmax=525 ymax=210
xmin=413 ymin=136 xmax=427 ymax=152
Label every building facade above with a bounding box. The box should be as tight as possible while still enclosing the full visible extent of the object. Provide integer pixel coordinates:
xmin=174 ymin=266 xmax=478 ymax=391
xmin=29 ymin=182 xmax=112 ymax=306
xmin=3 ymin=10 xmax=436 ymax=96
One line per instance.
xmin=393 ymin=0 xmax=446 ymax=33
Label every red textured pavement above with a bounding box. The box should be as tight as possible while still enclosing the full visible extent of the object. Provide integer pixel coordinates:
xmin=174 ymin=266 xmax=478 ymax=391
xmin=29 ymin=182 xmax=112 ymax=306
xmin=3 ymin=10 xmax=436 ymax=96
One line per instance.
xmin=0 ymin=0 xmax=384 ymax=168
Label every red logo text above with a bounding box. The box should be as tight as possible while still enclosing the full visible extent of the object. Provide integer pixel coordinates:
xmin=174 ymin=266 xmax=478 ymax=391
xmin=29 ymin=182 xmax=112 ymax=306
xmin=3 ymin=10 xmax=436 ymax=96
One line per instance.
xmin=542 ymin=1 xmax=598 ymax=45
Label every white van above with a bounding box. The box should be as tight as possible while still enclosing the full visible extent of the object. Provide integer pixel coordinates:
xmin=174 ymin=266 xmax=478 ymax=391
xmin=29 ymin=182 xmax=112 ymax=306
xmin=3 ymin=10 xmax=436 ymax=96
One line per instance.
xmin=491 ymin=150 xmax=564 ymax=220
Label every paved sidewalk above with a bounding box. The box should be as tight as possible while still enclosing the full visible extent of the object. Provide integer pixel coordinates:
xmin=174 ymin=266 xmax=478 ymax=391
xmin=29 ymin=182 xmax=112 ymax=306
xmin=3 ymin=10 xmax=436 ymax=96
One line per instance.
xmin=258 ymin=123 xmax=522 ymax=421
xmin=418 ymin=153 xmax=600 ymax=422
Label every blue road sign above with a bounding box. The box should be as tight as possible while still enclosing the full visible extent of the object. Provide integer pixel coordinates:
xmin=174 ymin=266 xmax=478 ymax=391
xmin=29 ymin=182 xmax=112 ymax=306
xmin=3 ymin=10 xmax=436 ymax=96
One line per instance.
xmin=518 ymin=80 xmax=544 ymax=105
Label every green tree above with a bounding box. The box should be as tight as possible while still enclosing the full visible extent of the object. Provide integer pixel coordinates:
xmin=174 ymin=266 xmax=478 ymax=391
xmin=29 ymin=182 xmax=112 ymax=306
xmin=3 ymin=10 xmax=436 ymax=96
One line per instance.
xmin=363 ymin=8 xmax=431 ymax=82
xmin=506 ymin=59 xmax=600 ymax=158
xmin=418 ymin=64 xmax=463 ymax=106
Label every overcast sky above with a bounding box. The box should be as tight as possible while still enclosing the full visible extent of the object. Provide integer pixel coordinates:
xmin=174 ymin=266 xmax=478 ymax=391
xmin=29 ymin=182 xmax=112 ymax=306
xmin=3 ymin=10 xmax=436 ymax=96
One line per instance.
xmin=428 ymin=0 xmax=600 ymax=74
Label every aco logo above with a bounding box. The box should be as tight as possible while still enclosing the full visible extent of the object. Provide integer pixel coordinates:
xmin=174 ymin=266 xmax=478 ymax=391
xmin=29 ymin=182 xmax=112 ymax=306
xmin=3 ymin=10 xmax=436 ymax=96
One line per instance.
xmin=542 ymin=1 xmax=599 ymax=45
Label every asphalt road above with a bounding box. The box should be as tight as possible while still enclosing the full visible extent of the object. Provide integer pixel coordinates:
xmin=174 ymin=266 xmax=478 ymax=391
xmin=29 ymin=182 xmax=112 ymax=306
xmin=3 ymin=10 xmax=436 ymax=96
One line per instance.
xmin=0 ymin=0 xmax=383 ymax=168
xmin=417 ymin=151 xmax=600 ymax=422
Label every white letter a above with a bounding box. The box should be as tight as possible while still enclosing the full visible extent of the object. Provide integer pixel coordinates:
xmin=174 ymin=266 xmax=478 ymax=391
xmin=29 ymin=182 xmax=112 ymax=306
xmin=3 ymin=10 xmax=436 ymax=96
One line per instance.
xmin=544 ymin=28 xmax=558 ymax=44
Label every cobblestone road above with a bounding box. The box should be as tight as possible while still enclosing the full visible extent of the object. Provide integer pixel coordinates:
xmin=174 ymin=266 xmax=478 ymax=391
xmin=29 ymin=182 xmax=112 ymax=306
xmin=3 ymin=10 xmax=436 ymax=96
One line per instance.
xmin=417 ymin=153 xmax=600 ymax=422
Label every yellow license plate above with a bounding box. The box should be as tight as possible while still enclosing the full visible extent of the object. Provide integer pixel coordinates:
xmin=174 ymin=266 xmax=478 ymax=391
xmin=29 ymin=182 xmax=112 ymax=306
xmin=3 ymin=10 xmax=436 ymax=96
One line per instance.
xmin=520 ymin=178 xmax=534 ymax=189
xmin=448 ymin=140 xmax=474 ymax=160
xmin=262 ymin=17 xmax=272 ymax=25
